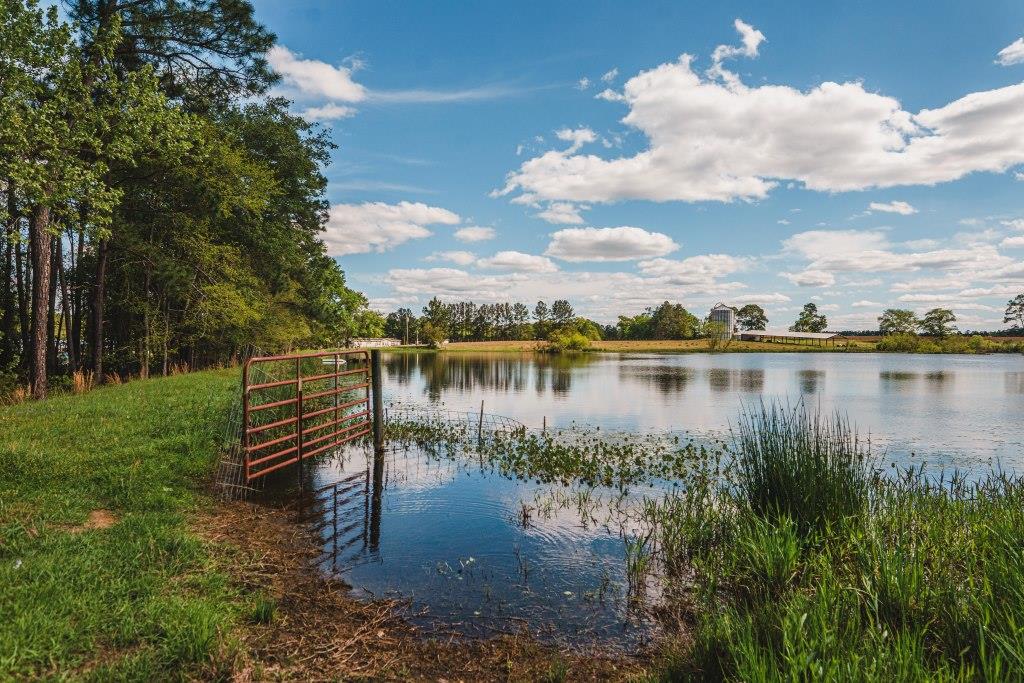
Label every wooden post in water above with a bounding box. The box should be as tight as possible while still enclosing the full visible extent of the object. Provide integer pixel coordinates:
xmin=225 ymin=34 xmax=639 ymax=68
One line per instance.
xmin=371 ymin=350 xmax=384 ymax=454
xmin=478 ymin=399 xmax=485 ymax=442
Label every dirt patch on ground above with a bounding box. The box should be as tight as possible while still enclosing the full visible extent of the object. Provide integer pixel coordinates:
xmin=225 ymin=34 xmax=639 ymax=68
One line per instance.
xmin=199 ymin=500 xmax=656 ymax=682
xmin=63 ymin=509 xmax=118 ymax=534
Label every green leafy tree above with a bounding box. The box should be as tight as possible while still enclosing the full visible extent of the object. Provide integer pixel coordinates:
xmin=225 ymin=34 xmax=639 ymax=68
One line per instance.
xmin=920 ymin=308 xmax=957 ymax=338
xmin=650 ymin=302 xmax=699 ymax=339
xmin=790 ymin=303 xmax=828 ymax=333
xmin=737 ymin=304 xmax=768 ymax=331
xmin=551 ymin=299 xmax=574 ymax=327
xmin=878 ymin=309 xmax=920 ymax=335
xmin=533 ymin=300 xmax=550 ymax=338
xmin=1005 ymin=294 xmax=1024 ymax=330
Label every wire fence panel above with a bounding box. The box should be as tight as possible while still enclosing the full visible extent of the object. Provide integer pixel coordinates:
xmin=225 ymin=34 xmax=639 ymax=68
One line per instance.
xmin=243 ymin=350 xmax=373 ymax=481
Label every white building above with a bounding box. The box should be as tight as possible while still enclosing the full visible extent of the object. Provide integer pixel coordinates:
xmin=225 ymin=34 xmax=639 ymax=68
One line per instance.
xmin=708 ymin=303 xmax=738 ymax=338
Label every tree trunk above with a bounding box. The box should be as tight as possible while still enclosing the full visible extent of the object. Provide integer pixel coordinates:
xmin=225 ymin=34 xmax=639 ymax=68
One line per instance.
xmin=71 ymin=223 xmax=84 ymax=369
xmin=90 ymin=237 xmax=108 ymax=382
xmin=58 ymin=243 xmax=77 ymax=372
xmin=29 ymin=204 xmax=52 ymax=399
xmin=47 ymin=236 xmax=59 ymax=374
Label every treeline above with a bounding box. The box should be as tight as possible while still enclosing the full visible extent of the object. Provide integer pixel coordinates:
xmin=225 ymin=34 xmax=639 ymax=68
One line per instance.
xmin=0 ymin=0 xmax=381 ymax=398
xmin=384 ymin=299 xmax=773 ymax=345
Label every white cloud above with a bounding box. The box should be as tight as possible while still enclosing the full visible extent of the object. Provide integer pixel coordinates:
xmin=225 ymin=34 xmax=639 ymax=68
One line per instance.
xmin=852 ymin=300 xmax=881 ymax=308
xmin=1016 ymin=172 xmax=1024 ymax=181
xmin=267 ymin=46 xmax=367 ymax=102
xmin=477 ymin=251 xmax=558 ymax=273
xmin=545 ymin=226 xmax=679 ymax=262
xmin=298 ymin=103 xmax=357 ymax=121
xmin=425 ymin=250 xmax=477 ymax=266
xmin=601 ymin=68 xmax=619 ymax=83
xmin=869 ymin=200 xmax=917 ymax=215
xmin=777 ymin=219 xmax=790 ymax=225
xmin=637 ymin=254 xmax=748 ymax=284
xmin=555 ymin=127 xmax=598 ymax=153
xmin=782 ymin=229 xmax=1011 ymax=275
xmin=996 ymin=37 xmax=1024 ymax=66
xmin=577 ymin=77 xmax=591 ymax=90
xmin=1002 ymin=235 xmax=1024 ymax=248
xmin=453 ymin=226 xmax=496 ymax=242
xmin=323 ymin=201 xmax=460 ymax=256
xmin=498 ymin=22 xmax=1024 ymax=205
xmin=1002 ymin=219 xmax=1024 ymax=231
xmin=535 ymin=202 xmax=586 ymax=225
xmin=780 ymin=269 xmax=836 ymax=287
xmin=710 ymin=18 xmax=766 ymax=68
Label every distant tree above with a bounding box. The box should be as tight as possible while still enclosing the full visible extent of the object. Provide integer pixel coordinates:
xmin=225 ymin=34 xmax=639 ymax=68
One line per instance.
xmin=920 ymin=308 xmax=957 ymax=338
xmin=704 ymin=321 xmax=733 ymax=350
xmin=384 ymin=308 xmax=418 ymax=343
xmin=616 ymin=313 xmax=652 ymax=340
xmin=533 ymin=300 xmax=550 ymax=338
xmin=551 ymin=299 xmax=574 ymax=326
xmin=878 ymin=309 xmax=920 ymax=335
xmin=790 ymin=303 xmax=828 ymax=333
xmin=1005 ymin=294 xmax=1024 ymax=330
xmin=421 ymin=297 xmax=451 ymax=337
xmin=419 ymin=321 xmax=446 ymax=349
xmin=650 ymin=302 xmax=699 ymax=339
xmin=737 ymin=304 xmax=768 ymax=331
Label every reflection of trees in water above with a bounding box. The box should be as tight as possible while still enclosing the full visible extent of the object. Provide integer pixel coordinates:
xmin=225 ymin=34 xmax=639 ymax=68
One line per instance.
xmin=383 ymin=352 xmax=593 ymax=400
xmin=618 ymin=365 xmax=695 ymax=395
xmin=797 ymin=369 xmax=824 ymax=394
xmin=706 ymin=368 xmax=765 ymax=393
xmin=879 ymin=370 xmax=953 ymax=393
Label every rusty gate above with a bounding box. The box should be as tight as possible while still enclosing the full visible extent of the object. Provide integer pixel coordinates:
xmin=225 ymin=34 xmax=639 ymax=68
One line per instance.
xmin=242 ymin=350 xmax=378 ymax=482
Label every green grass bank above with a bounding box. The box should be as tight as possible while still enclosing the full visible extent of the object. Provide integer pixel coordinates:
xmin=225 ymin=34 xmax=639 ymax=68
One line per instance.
xmin=0 ymin=369 xmax=245 ymax=679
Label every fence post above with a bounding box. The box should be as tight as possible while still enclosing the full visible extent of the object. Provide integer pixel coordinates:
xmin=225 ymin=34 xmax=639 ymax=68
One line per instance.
xmin=371 ymin=349 xmax=384 ymax=453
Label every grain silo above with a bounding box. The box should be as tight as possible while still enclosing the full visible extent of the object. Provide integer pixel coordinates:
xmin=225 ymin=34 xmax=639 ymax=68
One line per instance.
xmin=709 ymin=303 xmax=737 ymax=338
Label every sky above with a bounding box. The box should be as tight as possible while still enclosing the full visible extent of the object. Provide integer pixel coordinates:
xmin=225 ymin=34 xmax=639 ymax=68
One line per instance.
xmin=250 ymin=0 xmax=1024 ymax=331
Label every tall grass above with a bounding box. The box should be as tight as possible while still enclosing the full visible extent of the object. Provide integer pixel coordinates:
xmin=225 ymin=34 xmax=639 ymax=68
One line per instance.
xmin=644 ymin=403 xmax=1024 ymax=681
xmin=732 ymin=401 xmax=871 ymax=536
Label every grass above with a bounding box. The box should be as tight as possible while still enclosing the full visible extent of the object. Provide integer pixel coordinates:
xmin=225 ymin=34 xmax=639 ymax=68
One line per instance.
xmin=0 ymin=369 xmax=245 ymax=679
xmin=636 ymin=402 xmax=1024 ymax=681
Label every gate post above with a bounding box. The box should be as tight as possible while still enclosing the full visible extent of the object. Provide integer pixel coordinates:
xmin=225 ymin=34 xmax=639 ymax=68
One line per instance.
xmin=370 ymin=349 xmax=384 ymax=454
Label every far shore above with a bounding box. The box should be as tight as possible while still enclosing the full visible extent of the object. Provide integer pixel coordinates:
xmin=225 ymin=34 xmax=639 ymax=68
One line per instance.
xmin=381 ymin=336 xmax=1023 ymax=354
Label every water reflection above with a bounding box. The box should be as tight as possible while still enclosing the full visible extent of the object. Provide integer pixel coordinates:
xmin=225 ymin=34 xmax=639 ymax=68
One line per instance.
xmin=618 ymin=365 xmax=695 ymax=395
xmin=385 ymin=352 xmax=594 ymax=400
xmin=706 ymin=368 xmax=765 ymax=393
xmin=288 ymin=443 xmax=657 ymax=647
xmin=797 ymin=369 xmax=824 ymax=394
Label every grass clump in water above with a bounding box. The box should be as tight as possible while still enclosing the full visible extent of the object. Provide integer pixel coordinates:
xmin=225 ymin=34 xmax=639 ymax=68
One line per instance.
xmin=732 ymin=401 xmax=870 ymax=537
xmin=639 ymin=401 xmax=1024 ymax=681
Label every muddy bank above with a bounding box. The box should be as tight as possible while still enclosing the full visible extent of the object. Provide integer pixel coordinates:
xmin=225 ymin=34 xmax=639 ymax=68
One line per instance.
xmin=199 ymin=500 xmax=657 ymax=681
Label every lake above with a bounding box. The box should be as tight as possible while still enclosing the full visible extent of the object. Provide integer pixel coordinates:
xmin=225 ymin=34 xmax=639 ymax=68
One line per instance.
xmin=383 ymin=351 xmax=1024 ymax=473
xmin=287 ymin=351 xmax=1024 ymax=647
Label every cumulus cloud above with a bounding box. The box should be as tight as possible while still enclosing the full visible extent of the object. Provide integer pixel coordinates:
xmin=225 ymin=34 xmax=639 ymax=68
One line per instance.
xmin=497 ymin=22 xmax=1024 ymax=206
xmin=323 ymin=201 xmax=460 ymax=256
xmin=477 ymin=251 xmax=558 ymax=273
xmin=782 ymin=229 xmax=1012 ymax=275
xmin=576 ymin=77 xmax=591 ymax=90
xmin=267 ymin=46 xmax=367 ymax=102
xmin=601 ymin=68 xmax=619 ymax=83
xmin=636 ymin=254 xmax=748 ymax=284
xmin=997 ymin=37 xmax=1024 ymax=66
xmin=851 ymin=300 xmax=881 ymax=308
xmin=1002 ymin=235 xmax=1024 ymax=248
xmin=1003 ymin=219 xmax=1024 ymax=231
xmin=298 ymin=103 xmax=358 ymax=121
xmin=453 ymin=226 xmax=496 ymax=242
xmin=555 ymin=127 xmax=598 ymax=153
xmin=545 ymin=226 xmax=679 ymax=262
xmin=869 ymin=200 xmax=917 ymax=215
xmin=535 ymin=202 xmax=586 ymax=225
xmin=425 ymin=250 xmax=477 ymax=266
xmin=780 ymin=269 xmax=836 ymax=287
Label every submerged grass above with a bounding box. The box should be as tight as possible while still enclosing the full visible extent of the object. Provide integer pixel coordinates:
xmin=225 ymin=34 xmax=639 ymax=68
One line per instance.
xmin=638 ymin=401 xmax=1024 ymax=681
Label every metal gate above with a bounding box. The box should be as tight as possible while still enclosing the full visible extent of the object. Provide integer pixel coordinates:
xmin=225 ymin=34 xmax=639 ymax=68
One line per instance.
xmin=242 ymin=350 xmax=374 ymax=481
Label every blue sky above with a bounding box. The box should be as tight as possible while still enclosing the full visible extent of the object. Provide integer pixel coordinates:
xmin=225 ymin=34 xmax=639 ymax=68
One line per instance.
xmin=251 ymin=0 xmax=1024 ymax=330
